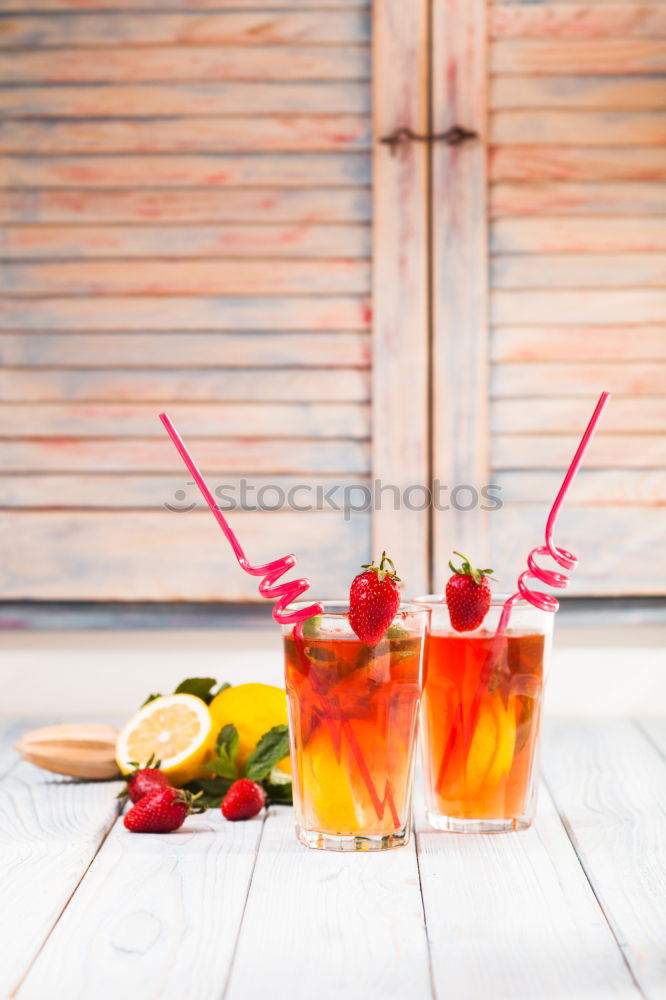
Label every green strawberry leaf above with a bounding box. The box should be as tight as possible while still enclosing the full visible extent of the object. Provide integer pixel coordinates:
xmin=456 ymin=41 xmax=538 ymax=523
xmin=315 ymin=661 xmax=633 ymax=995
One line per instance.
xmin=174 ymin=677 xmax=219 ymax=704
xmin=245 ymin=725 xmax=290 ymax=781
xmin=141 ymin=692 xmax=161 ymax=707
xmin=205 ymin=724 xmax=239 ymax=779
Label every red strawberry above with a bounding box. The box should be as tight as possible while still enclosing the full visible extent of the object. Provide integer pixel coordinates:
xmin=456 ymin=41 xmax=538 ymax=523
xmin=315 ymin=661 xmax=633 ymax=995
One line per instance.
xmin=123 ymin=787 xmax=204 ymax=833
xmin=120 ymin=756 xmax=172 ymax=803
xmin=445 ymin=551 xmax=494 ymax=632
xmin=349 ymin=551 xmax=401 ymax=646
xmin=221 ymin=779 xmax=266 ymax=821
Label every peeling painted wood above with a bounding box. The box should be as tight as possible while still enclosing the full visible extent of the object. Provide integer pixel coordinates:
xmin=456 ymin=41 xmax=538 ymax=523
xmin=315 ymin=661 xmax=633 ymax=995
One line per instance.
xmin=492 ymin=39 xmax=666 ymax=75
xmin=489 ymin=145 xmax=666 ymax=180
xmin=491 ymin=74 xmax=666 ymax=111
xmin=491 ymin=110 xmax=666 ymax=145
xmin=0 ymin=224 xmax=370 ymax=260
xmin=491 ymin=255 xmax=666 ymax=287
xmin=490 ymin=181 xmax=666 ymax=215
xmin=0 ymin=46 xmax=370 ymax=84
xmin=492 ymin=361 xmax=666 ymax=397
xmin=491 ymin=216 xmax=666 ymax=251
xmin=490 ymin=288 xmax=666 ymax=324
xmin=490 ymin=5 xmax=666 ymax=38
xmin=491 ymin=324 xmax=666 ymax=358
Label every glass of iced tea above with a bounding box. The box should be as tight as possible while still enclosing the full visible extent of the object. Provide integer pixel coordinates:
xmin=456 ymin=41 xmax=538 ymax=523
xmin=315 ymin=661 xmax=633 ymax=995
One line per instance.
xmin=282 ymin=602 xmax=430 ymax=851
xmin=414 ymin=596 xmax=553 ymax=833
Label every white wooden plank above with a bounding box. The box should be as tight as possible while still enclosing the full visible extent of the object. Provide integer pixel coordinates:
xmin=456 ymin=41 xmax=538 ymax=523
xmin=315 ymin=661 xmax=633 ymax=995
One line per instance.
xmin=0 ymin=761 xmax=121 ymax=998
xmin=492 ymin=360 xmax=666 ymax=396
xmin=2 ymin=0 xmax=369 ymax=8
xmin=542 ymin=720 xmax=666 ymax=999
xmin=493 ymin=432 xmax=666 ymax=467
xmin=491 ymin=39 xmax=666 ymax=75
xmin=488 ymin=506 xmax=666 ymax=594
xmin=17 ymin=808 xmax=266 ymax=1000
xmin=226 ymin=804 xmax=432 ymax=1000
xmin=0 ymin=46 xmax=371 ymax=85
xmin=0 ymin=11 xmax=371 ymax=49
xmin=492 ymin=395 xmax=666 ymax=432
xmin=491 ymin=74 xmax=666 ymax=111
xmin=491 ymin=254 xmax=666 ymax=288
xmin=0 ymin=401 xmax=371 ymax=439
xmin=0 ymin=510 xmax=371 ymax=599
xmin=0 ymin=368 xmax=370 ymax=403
xmin=0 ymin=223 xmax=371 ymax=260
xmin=0 ymin=187 xmax=372 ymax=224
xmin=372 ymin=0 xmax=430 ymax=593
xmin=431 ymin=0 xmax=490 ymax=582
xmin=0 ymin=474 xmax=370 ymax=510
xmin=0 ymin=297 xmax=371 ymax=332
xmin=490 ymin=4 xmax=666 ymax=37
xmin=491 ymin=216 xmax=666 ymax=252
xmin=491 ymin=325 xmax=666 ymax=359
xmin=492 ymin=110 xmax=666 ymax=145
xmin=491 ymin=289 xmax=666 ymax=324
xmin=0 ymin=439 xmax=371 ymax=475
xmin=0 ymin=153 xmax=372 ymax=189
xmin=637 ymin=719 xmax=666 ymax=756
xmin=0 ymin=116 xmax=372 ymax=155
xmin=490 ymin=181 xmax=666 ymax=215
xmin=417 ymin=783 xmax=639 ymax=1000
xmin=489 ymin=145 xmax=666 ymax=181
xmin=495 ymin=468 xmax=666 ymax=505
xmin=0 ymin=81 xmax=370 ymax=117
xmin=0 ymin=260 xmax=370 ymax=297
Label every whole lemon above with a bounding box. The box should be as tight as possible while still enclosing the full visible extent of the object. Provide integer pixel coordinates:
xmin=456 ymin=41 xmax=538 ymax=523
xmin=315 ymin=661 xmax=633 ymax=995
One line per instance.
xmin=208 ymin=683 xmax=292 ymax=775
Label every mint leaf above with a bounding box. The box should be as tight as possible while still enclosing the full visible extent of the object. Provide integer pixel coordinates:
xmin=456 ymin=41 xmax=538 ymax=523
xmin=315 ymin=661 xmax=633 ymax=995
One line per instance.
xmin=185 ymin=776 xmax=233 ymax=809
xmin=141 ymin=692 xmax=161 ymax=707
xmin=386 ymin=622 xmax=409 ymax=639
xmin=174 ymin=677 xmax=218 ymax=703
xmin=263 ymin=767 xmax=293 ymax=804
xmin=205 ymin=724 xmax=239 ymax=779
xmin=245 ymin=725 xmax=290 ymax=781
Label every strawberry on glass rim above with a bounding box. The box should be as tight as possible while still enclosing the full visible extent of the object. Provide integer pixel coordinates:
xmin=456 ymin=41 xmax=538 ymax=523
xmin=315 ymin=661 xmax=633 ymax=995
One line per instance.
xmin=349 ymin=551 xmax=401 ymax=646
xmin=445 ymin=552 xmax=495 ymax=632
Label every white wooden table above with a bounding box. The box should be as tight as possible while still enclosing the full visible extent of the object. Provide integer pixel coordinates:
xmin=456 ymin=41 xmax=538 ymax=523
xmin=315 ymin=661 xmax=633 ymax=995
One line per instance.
xmin=0 ymin=718 xmax=663 ymax=1000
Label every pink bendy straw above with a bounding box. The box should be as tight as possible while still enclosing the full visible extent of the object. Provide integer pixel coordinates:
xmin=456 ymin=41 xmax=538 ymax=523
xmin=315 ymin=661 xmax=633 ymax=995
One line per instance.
xmin=159 ymin=412 xmax=322 ymax=627
xmin=496 ymin=390 xmax=612 ymax=634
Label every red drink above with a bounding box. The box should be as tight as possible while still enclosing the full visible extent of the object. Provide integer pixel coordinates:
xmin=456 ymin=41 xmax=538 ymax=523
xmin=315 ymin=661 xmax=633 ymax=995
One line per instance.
xmin=416 ymin=597 xmax=552 ymax=832
xmin=283 ymin=603 xmax=429 ymax=850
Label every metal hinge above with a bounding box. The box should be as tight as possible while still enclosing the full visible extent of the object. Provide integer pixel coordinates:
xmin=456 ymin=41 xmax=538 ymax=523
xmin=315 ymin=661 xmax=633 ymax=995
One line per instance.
xmin=379 ymin=124 xmax=478 ymax=157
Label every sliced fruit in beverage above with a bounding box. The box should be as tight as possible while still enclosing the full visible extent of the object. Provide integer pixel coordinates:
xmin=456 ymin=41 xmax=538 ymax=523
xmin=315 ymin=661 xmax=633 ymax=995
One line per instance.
xmin=465 ymin=697 xmax=516 ymax=793
xmin=302 ymin=728 xmax=360 ymax=832
xmin=115 ymin=694 xmax=214 ymax=787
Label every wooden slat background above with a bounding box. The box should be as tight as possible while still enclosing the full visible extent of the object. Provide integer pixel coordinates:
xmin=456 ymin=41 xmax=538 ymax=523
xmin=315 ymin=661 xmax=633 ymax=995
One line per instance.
xmin=0 ymin=0 xmax=373 ymax=600
xmin=487 ymin=0 xmax=666 ymax=594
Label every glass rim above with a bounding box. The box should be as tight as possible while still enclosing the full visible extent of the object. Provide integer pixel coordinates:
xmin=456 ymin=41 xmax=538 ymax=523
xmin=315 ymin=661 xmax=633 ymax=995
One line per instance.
xmin=285 ymin=599 xmax=431 ymax=617
xmin=411 ymin=593 xmax=535 ymax=609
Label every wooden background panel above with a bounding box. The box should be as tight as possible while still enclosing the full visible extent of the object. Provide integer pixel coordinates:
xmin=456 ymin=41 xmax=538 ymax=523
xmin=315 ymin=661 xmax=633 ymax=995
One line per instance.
xmin=0 ymin=260 xmax=371 ymax=297
xmin=491 ymin=255 xmax=666 ymax=287
xmin=0 ymin=510 xmax=372 ymax=599
xmin=489 ymin=145 xmax=666 ymax=180
xmin=0 ymin=401 xmax=371 ymax=438
xmin=492 ymin=433 xmax=666 ymax=469
xmin=0 ymin=332 xmax=372 ymax=368
xmin=0 ymin=46 xmax=371 ymax=83
xmin=490 ymin=181 xmax=666 ymax=214
xmin=491 ymin=110 xmax=666 ymax=145
xmin=0 ymin=224 xmax=371 ymax=260
xmin=0 ymin=153 xmax=372 ymax=189
xmin=1 ymin=0 xmax=369 ymax=8
xmin=0 ymin=474 xmax=371 ymax=510
xmin=495 ymin=469 xmax=666 ymax=506
xmin=491 ymin=217 xmax=666 ymax=251
xmin=492 ymin=395 xmax=666 ymax=433
xmin=491 ymin=39 xmax=666 ymax=74
xmin=488 ymin=506 xmax=666 ymax=594
xmin=490 ymin=289 xmax=666 ymax=324
xmin=490 ymin=5 xmax=666 ymax=38
xmin=0 ymin=0 xmax=374 ymax=600
xmin=0 ymin=439 xmax=371 ymax=475
xmin=491 ymin=74 xmax=666 ymax=110
xmin=0 ymin=188 xmax=372 ymax=224
xmin=0 ymin=368 xmax=371 ymax=403
xmin=0 ymin=11 xmax=371 ymax=48
xmin=492 ymin=361 xmax=666 ymax=395
xmin=491 ymin=326 xmax=666 ymax=359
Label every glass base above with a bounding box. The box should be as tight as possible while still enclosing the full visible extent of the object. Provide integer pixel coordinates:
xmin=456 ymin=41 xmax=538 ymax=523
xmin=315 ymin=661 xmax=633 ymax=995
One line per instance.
xmin=425 ymin=809 xmax=532 ymax=834
xmin=295 ymin=823 xmax=410 ymax=851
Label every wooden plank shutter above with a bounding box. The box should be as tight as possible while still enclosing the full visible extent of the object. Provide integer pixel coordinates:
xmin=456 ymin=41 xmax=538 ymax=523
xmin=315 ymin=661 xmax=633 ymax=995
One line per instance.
xmin=0 ymin=1 xmax=373 ymax=600
xmin=433 ymin=0 xmax=666 ymax=596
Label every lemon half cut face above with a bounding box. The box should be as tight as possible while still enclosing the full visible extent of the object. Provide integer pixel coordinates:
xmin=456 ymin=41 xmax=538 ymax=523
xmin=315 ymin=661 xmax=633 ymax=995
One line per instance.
xmin=115 ymin=693 xmax=214 ymax=787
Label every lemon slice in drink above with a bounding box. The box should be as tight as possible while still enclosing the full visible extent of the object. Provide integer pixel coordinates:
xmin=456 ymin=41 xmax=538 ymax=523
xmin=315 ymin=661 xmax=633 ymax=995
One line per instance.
xmin=115 ymin=693 xmax=214 ymax=787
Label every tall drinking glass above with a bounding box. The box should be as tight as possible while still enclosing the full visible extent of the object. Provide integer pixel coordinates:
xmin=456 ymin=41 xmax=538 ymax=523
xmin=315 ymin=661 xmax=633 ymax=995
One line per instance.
xmin=414 ymin=596 xmax=553 ymax=833
xmin=283 ymin=602 xmax=430 ymax=851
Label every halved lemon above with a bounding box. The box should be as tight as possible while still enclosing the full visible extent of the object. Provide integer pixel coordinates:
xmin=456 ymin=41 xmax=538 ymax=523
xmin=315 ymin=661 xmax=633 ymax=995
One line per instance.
xmin=115 ymin=693 xmax=214 ymax=786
